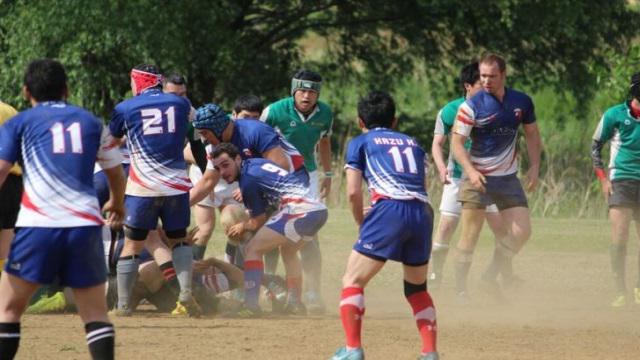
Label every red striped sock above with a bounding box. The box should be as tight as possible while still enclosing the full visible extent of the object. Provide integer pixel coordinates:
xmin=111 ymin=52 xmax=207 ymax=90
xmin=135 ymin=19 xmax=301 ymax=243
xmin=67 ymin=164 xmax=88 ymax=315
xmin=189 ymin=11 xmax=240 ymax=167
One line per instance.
xmin=406 ymin=291 xmax=437 ymax=354
xmin=340 ymin=287 xmax=365 ymax=349
xmin=159 ymin=261 xmax=177 ymax=281
xmin=286 ymin=276 xmax=302 ymax=303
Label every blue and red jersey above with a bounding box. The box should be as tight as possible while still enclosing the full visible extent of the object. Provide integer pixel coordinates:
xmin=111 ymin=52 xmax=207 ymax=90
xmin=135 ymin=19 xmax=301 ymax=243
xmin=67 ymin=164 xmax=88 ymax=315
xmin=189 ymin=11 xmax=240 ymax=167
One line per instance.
xmin=453 ymin=88 xmax=536 ymax=176
xmin=110 ymin=88 xmax=192 ymax=196
xmin=345 ymin=128 xmax=429 ymax=203
xmin=0 ymin=101 xmax=122 ymax=227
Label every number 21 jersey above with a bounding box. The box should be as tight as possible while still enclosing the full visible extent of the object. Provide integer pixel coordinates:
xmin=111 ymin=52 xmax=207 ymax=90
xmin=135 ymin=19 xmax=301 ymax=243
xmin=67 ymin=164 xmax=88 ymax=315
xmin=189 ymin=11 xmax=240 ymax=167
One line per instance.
xmin=110 ymin=88 xmax=192 ymax=196
xmin=345 ymin=127 xmax=429 ymax=204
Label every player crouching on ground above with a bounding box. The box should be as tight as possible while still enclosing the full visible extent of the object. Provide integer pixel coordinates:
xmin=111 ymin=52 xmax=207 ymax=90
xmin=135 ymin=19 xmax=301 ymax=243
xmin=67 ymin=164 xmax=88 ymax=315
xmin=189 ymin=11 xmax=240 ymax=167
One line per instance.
xmin=212 ymin=143 xmax=328 ymax=317
xmin=331 ymin=91 xmax=438 ymax=360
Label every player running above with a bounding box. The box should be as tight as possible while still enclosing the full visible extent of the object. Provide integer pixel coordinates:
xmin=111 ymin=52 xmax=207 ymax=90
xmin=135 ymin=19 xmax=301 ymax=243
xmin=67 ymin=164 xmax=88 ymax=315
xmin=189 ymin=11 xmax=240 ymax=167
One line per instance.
xmin=331 ymin=91 xmax=438 ymax=360
xmin=110 ymin=64 xmax=199 ymax=316
xmin=592 ymin=72 xmax=640 ymax=307
xmin=212 ymin=143 xmax=327 ymax=317
xmin=430 ymin=62 xmax=507 ymax=294
xmin=452 ymin=53 xmax=541 ymax=300
xmin=0 ymin=59 xmax=125 ymax=360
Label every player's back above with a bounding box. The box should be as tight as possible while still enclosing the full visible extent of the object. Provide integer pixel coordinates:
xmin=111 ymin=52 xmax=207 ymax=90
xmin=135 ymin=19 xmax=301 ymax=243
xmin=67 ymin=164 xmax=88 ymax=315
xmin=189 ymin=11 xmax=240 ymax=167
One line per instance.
xmin=0 ymin=102 xmax=106 ymax=227
xmin=346 ymin=128 xmax=428 ymax=203
xmin=110 ymin=89 xmax=192 ymax=196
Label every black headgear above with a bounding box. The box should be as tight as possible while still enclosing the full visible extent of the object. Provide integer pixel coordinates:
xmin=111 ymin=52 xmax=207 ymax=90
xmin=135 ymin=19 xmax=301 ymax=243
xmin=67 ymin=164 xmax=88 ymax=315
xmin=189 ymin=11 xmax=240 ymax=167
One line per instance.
xmin=630 ymin=72 xmax=640 ymax=100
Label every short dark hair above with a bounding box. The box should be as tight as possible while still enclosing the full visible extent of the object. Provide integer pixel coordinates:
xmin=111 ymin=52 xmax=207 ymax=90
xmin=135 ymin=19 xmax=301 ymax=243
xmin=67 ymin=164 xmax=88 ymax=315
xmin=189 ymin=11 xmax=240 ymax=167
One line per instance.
xmin=163 ymin=73 xmax=187 ymax=86
xmin=24 ymin=59 xmax=68 ymax=102
xmin=233 ymin=95 xmax=263 ymax=114
xmin=133 ymin=63 xmax=161 ymax=75
xmin=293 ymin=69 xmax=322 ymax=82
xmin=357 ymin=91 xmax=396 ymax=129
xmin=479 ymin=53 xmax=507 ymax=72
xmin=459 ymin=62 xmax=480 ymax=92
xmin=630 ymin=72 xmax=640 ymax=100
xmin=212 ymin=142 xmax=241 ymax=160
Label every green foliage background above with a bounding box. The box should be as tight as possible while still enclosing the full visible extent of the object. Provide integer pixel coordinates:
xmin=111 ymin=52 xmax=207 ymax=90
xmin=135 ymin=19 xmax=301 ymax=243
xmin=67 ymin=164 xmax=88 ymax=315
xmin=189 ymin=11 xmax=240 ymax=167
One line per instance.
xmin=1 ymin=0 xmax=639 ymax=217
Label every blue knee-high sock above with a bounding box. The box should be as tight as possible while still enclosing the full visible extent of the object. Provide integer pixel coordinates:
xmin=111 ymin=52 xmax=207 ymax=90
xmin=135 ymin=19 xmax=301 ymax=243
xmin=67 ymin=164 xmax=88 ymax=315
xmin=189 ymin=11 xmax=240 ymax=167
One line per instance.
xmin=244 ymin=260 xmax=264 ymax=310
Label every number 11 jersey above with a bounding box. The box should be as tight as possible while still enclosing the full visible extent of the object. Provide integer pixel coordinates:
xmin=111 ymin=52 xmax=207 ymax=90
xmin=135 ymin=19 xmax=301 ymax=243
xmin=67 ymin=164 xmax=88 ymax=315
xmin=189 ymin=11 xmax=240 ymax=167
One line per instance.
xmin=109 ymin=88 xmax=192 ymax=196
xmin=345 ymin=127 xmax=429 ymax=204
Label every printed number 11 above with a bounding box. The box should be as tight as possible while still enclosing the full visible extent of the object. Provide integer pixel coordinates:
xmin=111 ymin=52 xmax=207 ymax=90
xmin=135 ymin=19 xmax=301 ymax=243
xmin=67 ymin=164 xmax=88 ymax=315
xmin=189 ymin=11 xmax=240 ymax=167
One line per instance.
xmin=388 ymin=146 xmax=417 ymax=173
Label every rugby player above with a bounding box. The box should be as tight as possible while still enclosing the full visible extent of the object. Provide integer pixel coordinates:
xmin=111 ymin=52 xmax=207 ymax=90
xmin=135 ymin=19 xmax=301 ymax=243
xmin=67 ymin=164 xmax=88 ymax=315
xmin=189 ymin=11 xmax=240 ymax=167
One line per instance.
xmin=592 ymin=72 xmax=640 ymax=307
xmin=452 ymin=53 xmax=541 ymax=300
xmin=0 ymin=100 xmax=19 ymax=275
xmin=332 ymin=91 xmax=437 ymax=360
xmin=110 ymin=64 xmax=199 ymax=316
xmin=0 ymin=59 xmax=125 ymax=359
xmin=261 ymin=70 xmax=333 ymax=313
xmin=212 ymin=143 xmax=328 ymax=316
xmin=430 ymin=62 xmax=507 ymax=293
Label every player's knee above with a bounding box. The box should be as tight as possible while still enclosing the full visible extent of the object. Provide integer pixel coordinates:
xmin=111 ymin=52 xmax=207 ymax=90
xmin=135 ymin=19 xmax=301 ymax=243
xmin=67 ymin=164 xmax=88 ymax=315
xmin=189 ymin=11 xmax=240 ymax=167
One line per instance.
xmin=511 ymin=226 xmax=531 ymax=244
xmin=403 ymin=280 xmax=427 ymax=298
xmin=164 ymin=228 xmax=186 ymax=239
xmin=0 ymin=296 xmax=29 ymax=318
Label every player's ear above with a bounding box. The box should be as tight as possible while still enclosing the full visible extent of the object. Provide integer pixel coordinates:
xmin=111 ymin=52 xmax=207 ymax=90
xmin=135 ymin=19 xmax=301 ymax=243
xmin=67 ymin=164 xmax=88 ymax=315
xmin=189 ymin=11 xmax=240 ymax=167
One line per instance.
xmin=357 ymin=117 xmax=365 ymax=130
xmin=391 ymin=117 xmax=399 ymax=129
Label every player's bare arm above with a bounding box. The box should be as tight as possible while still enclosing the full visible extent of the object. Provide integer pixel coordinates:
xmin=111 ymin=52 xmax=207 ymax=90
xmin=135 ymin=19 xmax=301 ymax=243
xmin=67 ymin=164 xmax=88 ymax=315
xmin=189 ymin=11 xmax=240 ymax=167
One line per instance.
xmin=346 ymin=168 xmax=364 ymax=226
xmin=0 ymin=160 xmax=11 ymax=187
xmin=263 ymin=146 xmax=290 ymax=172
xmin=102 ymin=164 xmax=126 ymax=228
xmin=318 ymin=135 xmax=332 ymax=199
xmin=451 ymin=133 xmax=485 ymax=192
xmin=183 ymin=142 xmax=196 ymax=165
xmin=189 ymin=168 xmax=220 ymax=206
xmin=226 ymin=213 xmax=267 ymax=240
xmin=523 ymin=122 xmax=542 ymax=192
xmin=431 ymin=134 xmax=450 ymax=184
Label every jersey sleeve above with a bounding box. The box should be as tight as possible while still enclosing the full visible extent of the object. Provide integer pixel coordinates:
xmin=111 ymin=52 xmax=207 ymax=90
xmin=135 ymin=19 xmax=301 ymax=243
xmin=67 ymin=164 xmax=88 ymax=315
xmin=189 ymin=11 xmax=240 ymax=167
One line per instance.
xmin=109 ymin=105 xmax=126 ymax=138
xmin=241 ymin=175 xmax=267 ymax=217
xmin=452 ymin=101 xmax=476 ymax=137
xmin=259 ymin=105 xmax=273 ymax=126
xmin=522 ymin=97 xmax=537 ymax=124
xmin=0 ymin=116 xmax=21 ymax=164
xmin=592 ymin=112 xmax=616 ymax=143
xmin=344 ymin=137 xmax=365 ymax=172
xmin=321 ymin=108 xmax=333 ymax=137
xmin=434 ymin=108 xmax=451 ymax=135
xmin=96 ymin=126 xmax=124 ymax=170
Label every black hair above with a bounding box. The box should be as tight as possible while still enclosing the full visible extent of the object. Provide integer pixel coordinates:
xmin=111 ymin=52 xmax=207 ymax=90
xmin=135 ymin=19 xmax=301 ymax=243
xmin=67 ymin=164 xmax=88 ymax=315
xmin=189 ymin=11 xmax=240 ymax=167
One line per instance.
xmin=24 ymin=59 xmax=68 ymax=102
xmin=133 ymin=63 xmax=161 ymax=75
xmin=630 ymin=72 xmax=640 ymax=100
xmin=233 ymin=94 xmax=263 ymax=114
xmin=459 ymin=62 xmax=480 ymax=94
xmin=212 ymin=142 xmax=241 ymax=160
xmin=357 ymin=90 xmax=396 ymax=129
xmin=293 ymin=69 xmax=322 ymax=82
xmin=163 ymin=73 xmax=187 ymax=86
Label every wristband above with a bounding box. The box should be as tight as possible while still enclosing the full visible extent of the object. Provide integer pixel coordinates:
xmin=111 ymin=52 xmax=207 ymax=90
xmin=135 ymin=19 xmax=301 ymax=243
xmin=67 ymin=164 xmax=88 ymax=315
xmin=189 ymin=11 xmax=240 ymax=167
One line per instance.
xmin=594 ymin=168 xmax=607 ymax=180
xmin=324 ymin=171 xmax=334 ymax=177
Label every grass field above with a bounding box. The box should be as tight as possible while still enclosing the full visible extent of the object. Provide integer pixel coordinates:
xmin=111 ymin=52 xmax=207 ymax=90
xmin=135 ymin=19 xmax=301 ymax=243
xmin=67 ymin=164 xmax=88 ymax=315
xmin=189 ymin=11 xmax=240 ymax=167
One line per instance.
xmin=13 ymin=209 xmax=640 ymax=359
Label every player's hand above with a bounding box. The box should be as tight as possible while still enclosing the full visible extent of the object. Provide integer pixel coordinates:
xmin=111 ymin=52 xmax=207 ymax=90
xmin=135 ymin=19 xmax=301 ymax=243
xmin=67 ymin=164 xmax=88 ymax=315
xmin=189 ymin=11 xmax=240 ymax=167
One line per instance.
xmin=437 ymin=165 xmax=450 ymax=185
xmin=226 ymin=222 xmax=245 ymax=240
xmin=525 ymin=166 xmax=539 ymax=192
xmin=232 ymin=188 xmax=243 ymax=203
xmin=102 ymin=199 xmax=125 ymax=229
xmin=185 ymin=226 xmax=199 ymax=245
xmin=468 ymin=169 xmax=486 ymax=193
xmin=600 ymin=178 xmax=612 ymax=202
xmin=320 ymin=176 xmax=332 ymax=201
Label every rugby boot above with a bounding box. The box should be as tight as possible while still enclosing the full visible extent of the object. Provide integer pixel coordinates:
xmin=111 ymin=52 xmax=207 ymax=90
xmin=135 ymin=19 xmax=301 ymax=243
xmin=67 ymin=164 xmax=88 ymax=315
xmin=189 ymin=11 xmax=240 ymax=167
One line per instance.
xmin=418 ymin=352 xmax=439 ymax=360
xmin=221 ymin=304 xmax=263 ymax=318
xmin=111 ymin=304 xmax=133 ymax=317
xmin=26 ymin=291 xmax=66 ymax=314
xmin=171 ymin=301 xmax=188 ymax=316
xmin=331 ymin=347 xmax=364 ymax=360
xmin=283 ymin=301 xmax=307 ymax=316
xmin=611 ymin=294 xmax=626 ymax=308
xmin=177 ymin=296 xmax=202 ymax=318
xmin=305 ymin=291 xmax=326 ymax=315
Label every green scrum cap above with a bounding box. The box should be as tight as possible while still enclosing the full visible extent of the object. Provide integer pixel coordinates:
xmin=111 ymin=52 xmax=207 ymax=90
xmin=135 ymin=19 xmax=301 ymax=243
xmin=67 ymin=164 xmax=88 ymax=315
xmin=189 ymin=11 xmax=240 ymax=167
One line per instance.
xmin=291 ymin=78 xmax=321 ymax=96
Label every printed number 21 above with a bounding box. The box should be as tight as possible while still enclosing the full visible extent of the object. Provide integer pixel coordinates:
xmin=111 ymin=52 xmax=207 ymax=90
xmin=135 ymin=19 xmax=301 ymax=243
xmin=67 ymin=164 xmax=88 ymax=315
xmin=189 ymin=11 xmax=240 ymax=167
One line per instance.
xmin=388 ymin=146 xmax=417 ymax=173
xmin=142 ymin=106 xmax=176 ymax=135
xmin=51 ymin=122 xmax=83 ymax=154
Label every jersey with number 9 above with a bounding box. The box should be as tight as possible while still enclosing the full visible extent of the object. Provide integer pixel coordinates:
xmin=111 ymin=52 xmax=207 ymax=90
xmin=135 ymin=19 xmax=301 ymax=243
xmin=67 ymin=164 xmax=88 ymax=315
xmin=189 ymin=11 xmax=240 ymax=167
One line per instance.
xmin=345 ymin=128 xmax=428 ymax=204
xmin=0 ymin=101 xmax=122 ymax=227
xmin=109 ymin=88 xmax=192 ymax=196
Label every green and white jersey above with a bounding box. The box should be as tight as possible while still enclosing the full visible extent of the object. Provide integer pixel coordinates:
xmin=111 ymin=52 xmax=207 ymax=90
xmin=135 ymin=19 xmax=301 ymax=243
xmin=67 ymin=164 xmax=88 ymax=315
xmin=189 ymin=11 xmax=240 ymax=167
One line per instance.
xmin=593 ymin=102 xmax=640 ymax=181
xmin=433 ymin=97 xmax=472 ymax=180
xmin=260 ymin=97 xmax=333 ymax=172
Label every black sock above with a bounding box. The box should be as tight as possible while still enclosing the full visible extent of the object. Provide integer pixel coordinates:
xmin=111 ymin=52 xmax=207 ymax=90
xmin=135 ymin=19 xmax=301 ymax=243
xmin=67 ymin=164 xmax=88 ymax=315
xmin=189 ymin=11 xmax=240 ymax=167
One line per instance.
xmin=85 ymin=322 xmax=114 ymax=360
xmin=0 ymin=322 xmax=20 ymax=359
xmin=192 ymin=244 xmax=207 ymax=260
xmin=610 ymin=244 xmax=627 ymax=294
